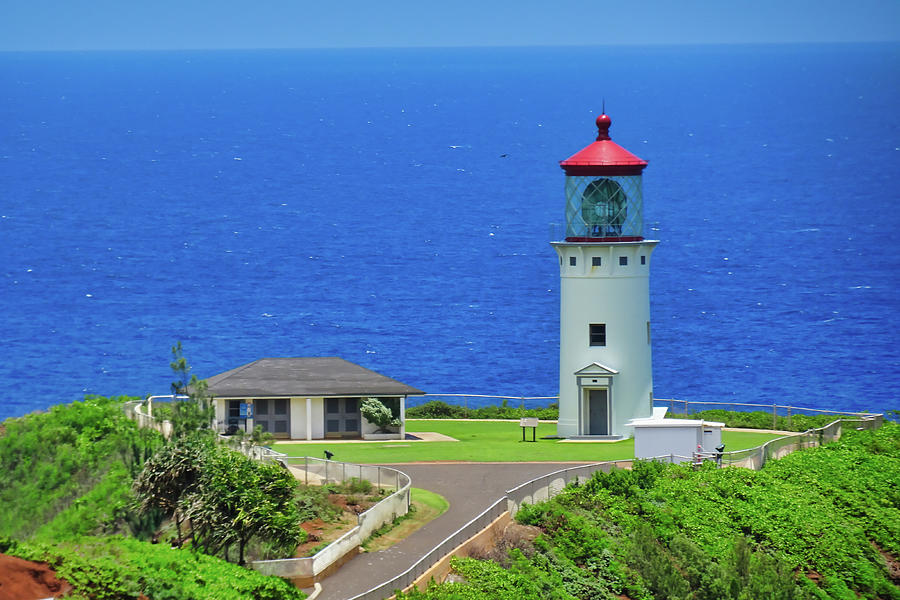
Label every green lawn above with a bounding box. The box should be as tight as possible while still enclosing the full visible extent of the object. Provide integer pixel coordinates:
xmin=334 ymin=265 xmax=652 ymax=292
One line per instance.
xmin=272 ymin=420 xmax=784 ymax=464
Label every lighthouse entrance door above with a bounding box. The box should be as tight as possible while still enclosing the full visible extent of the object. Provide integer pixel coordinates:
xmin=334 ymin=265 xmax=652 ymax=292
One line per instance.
xmin=588 ymin=389 xmax=610 ymax=435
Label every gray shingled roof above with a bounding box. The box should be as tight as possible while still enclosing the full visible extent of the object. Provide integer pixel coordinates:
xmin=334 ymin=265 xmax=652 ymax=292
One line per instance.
xmin=203 ymin=357 xmax=425 ymax=398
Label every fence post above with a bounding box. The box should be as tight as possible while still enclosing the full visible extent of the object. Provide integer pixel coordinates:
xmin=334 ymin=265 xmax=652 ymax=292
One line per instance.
xmin=772 ymin=403 xmax=778 ymax=430
xmin=787 ymin=406 xmax=792 ymax=429
xmin=305 ymin=456 xmax=308 ymax=486
xmin=684 ymin=399 xmax=688 ymax=415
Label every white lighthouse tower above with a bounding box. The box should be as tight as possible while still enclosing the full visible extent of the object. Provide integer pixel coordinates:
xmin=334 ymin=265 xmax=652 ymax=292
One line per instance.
xmin=553 ymin=113 xmax=657 ymax=439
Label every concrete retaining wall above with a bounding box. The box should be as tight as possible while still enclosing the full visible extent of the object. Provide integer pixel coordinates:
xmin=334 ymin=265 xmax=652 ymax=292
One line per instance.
xmin=252 ymin=461 xmax=411 ymax=585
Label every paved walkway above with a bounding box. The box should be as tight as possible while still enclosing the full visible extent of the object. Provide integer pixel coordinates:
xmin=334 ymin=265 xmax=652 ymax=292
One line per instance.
xmin=312 ymin=462 xmax=588 ymax=600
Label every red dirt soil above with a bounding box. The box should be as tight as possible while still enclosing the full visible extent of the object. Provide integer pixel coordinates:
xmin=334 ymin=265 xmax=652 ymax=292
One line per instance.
xmin=0 ymin=553 xmax=71 ymax=600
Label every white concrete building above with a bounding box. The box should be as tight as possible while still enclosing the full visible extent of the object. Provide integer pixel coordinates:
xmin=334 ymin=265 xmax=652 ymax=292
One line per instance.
xmin=205 ymin=357 xmax=424 ymax=440
xmin=553 ymin=114 xmax=657 ymax=439
xmin=631 ymin=409 xmax=725 ymax=463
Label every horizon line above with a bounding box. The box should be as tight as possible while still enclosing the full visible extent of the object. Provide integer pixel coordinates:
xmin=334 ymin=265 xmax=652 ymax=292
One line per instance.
xmin=2 ymin=39 xmax=899 ymax=54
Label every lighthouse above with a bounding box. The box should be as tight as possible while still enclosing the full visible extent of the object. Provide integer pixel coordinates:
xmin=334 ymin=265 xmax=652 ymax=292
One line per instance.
xmin=552 ymin=113 xmax=656 ymax=439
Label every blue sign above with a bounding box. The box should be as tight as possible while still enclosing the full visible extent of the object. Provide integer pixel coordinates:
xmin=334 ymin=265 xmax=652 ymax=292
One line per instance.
xmin=240 ymin=403 xmax=252 ymax=419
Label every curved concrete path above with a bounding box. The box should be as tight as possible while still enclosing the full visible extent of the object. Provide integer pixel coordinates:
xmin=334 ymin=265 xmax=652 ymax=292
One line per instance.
xmin=313 ymin=462 xmax=588 ymax=600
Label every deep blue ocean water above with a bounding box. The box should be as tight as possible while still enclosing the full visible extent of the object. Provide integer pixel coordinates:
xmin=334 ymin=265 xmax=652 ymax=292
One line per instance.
xmin=1 ymin=44 xmax=898 ymax=422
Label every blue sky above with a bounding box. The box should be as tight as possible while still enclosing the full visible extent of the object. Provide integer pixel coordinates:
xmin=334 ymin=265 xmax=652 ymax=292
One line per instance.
xmin=2 ymin=0 xmax=899 ymax=51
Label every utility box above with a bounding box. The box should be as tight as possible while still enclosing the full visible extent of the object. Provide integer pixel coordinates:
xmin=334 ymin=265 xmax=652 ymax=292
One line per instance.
xmin=630 ymin=410 xmax=724 ymax=463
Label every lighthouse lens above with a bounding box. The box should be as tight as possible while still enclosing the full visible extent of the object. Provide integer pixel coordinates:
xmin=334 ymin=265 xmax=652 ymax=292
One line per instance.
xmin=564 ymin=174 xmax=644 ymax=240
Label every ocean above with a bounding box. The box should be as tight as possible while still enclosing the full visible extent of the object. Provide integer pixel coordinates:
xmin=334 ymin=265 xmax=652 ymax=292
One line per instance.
xmin=1 ymin=44 xmax=898 ymax=422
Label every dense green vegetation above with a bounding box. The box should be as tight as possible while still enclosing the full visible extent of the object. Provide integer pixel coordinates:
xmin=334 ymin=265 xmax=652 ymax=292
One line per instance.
xmin=399 ymin=423 xmax=900 ymax=600
xmin=406 ymin=400 xmax=559 ymax=421
xmin=0 ymin=389 xmax=313 ymax=596
xmin=664 ymin=408 xmax=858 ymax=432
xmin=134 ymin=438 xmax=304 ymax=564
xmin=0 ymin=536 xmax=305 ymax=600
xmin=0 ymin=395 xmax=162 ymax=540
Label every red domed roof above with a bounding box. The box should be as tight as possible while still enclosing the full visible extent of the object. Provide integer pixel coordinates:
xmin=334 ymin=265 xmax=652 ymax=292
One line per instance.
xmin=560 ymin=114 xmax=648 ymax=176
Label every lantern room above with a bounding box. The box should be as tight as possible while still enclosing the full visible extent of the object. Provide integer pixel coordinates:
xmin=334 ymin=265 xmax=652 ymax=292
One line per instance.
xmin=559 ymin=114 xmax=648 ymax=241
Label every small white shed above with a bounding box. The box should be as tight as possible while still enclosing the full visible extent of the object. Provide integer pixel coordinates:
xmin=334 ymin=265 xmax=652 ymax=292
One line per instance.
xmin=629 ymin=409 xmax=724 ymax=464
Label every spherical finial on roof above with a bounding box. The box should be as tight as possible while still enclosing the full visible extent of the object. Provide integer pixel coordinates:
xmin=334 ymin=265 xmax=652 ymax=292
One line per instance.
xmin=595 ymin=114 xmax=612 ymax=141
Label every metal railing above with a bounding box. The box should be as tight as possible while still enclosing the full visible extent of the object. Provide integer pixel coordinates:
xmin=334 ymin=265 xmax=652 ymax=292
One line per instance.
xmin=349 ymin=460 xmax=668 ymax=600
xmin=407 ymin=394 xmax=558 ymax=415
xmin=280 ymin=456 xmax=409 ymax=494
xmin=656 ymin=398 xmax=881 ymax=430
xmin=348 ymin=497 xmax=508 ymax=600
xmin=408 ymin=395 xmax=883 ymax=428
xmin=252 ymin=458 xmax=412 ymax=580
xmin=717 ymin=416 xmax=881 ymax=470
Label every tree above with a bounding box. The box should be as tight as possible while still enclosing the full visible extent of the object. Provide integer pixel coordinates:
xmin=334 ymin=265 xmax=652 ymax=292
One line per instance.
xmin=360 ymin=397 xmax=401 ymax=433
xmin=168 ymin=342 xmax=215 ymax=440
xmin=185 ymin=445 xmax=303 ymax=565
xmin=132 ymin=437 xmax=209 ymax=546
xmin=226 ymin=424 xmax=275 ymax=451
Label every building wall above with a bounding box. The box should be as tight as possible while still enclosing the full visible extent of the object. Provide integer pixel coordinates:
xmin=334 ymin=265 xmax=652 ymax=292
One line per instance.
xmin=215 ymin=396 xmax=408 ymax=440
xmin=633 ymin=424 xmax=723 ymax=462
xmin=634 ymin=425 xmax=700 ymax=462
xmin=554 ymin=241 xmax=657 ymax=437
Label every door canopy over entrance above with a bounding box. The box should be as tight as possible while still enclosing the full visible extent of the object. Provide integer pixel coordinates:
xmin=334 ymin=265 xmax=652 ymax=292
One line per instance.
xmin=575 ymin=362 xmax=618 ymax=437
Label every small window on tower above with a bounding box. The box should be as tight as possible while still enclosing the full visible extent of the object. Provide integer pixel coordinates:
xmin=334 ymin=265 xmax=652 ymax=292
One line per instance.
xmin=647 ymin=321 xmax=651 ymax=344
xmin=641 ymin=255 xmax=646 ymax=265
xmin=592 ymin=256 xmax=602 ymax=267
xmin=569 ymin=256 xmax=577 ymax=266
xmin=619 ymin=256 xmax=628 ymax=266
xmin=590 ymin=324 xmax=606 ymax=346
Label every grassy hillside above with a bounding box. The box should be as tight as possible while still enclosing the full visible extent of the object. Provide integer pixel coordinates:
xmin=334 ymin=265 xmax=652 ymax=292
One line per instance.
xmin=0 ymin=395 xmax=161 ymax=540
xmin=399 ymin=422 xmax=900 ymax=600
xmin=1 ymin=536 xmax=305 ymax=600
xmin=0 ymin=396 xmax=307 ymax=599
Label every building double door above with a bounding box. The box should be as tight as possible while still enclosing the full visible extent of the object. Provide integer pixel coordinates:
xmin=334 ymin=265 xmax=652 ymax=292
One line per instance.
xmin=254 ymin=398 xmax=290 ymax=437
xmin=325 ymin=397 xmax=361 ymax=438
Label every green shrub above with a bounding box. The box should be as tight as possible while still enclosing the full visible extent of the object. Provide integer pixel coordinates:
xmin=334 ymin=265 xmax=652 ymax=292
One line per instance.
xmin=347 ymin=476 xmax=374 ymax=495
xmin=0 ymin=395 xmax=162 ymax=540
xmin=361 ymin=397 xmax=401 ymax=432
xmin=5 ymin=535 xmax=306 ymax=600
xmin=296 ymin=484 xmax=341 ymax=523
xmin=406 ymin=400 xmax=559 ymax=420
xmin=666 ymin=408 xmax=850 ymax=432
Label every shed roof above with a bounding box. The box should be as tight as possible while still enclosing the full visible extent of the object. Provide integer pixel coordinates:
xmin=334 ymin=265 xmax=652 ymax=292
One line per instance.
xmin=204 ymin=357 xmax=425 ymax=398
xmin=630 ymin=418 xmax=725 ymax=429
